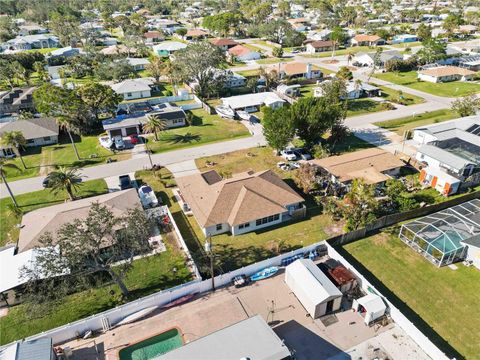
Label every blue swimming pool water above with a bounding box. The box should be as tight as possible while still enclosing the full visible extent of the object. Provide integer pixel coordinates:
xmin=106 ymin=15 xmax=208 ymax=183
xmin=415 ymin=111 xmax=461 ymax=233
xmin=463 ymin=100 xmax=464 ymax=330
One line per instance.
xmin=119 ymin=328 xmax=182 ymax=360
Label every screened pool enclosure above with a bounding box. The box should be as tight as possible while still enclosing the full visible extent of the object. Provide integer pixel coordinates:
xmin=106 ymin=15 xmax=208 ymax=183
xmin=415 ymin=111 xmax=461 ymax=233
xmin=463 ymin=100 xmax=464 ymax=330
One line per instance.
xmin=399 ymin=199 xmax=480 ymax=266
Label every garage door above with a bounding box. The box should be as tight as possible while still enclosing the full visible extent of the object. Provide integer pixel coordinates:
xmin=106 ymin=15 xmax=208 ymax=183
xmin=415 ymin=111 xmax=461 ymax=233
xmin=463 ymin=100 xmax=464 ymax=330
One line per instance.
xmin=125 ymin=127 xmax=138 ymax=136
xmin=110 ymin=129 xmax=122 ymax=137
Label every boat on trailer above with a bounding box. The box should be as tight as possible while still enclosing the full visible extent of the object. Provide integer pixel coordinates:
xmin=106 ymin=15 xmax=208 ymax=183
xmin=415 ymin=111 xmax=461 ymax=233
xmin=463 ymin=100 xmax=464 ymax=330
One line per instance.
xmin=215 ymin=105 xmax=235 ymax=119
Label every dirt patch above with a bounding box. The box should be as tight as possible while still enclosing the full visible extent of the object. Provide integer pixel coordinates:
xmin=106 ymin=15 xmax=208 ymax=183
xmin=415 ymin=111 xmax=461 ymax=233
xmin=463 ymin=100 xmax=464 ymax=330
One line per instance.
xmin=324 ymin=221 xmax=345 ymax=236
xmin=38 ymin=149 xmax=53 ymax=176
xmin=371 ymin=233 xmax=390 ymax=246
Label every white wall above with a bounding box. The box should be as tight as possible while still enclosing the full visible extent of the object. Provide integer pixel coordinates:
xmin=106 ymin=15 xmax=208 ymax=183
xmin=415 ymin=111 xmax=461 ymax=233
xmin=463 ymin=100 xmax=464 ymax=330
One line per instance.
xmin=123 ymin=90 xmax=152 ymax=100
xmin=412 ymin=130 xmax=437 ymax=145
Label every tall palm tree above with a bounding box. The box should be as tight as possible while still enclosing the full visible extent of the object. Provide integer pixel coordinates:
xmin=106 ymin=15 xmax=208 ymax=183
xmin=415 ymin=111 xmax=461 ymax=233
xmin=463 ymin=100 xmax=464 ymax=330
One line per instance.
xmin=0 ymin=130 xmax=27 ymax=169
xmin=143 ymin=115 xmax=167 ymax=141
xmin=45 ymin=167 xmax=83 ymax=201
xmin=0 ymin=158 xmax=20 ymax=208
xmin=56 ymin=116 xmax=81 ymax=160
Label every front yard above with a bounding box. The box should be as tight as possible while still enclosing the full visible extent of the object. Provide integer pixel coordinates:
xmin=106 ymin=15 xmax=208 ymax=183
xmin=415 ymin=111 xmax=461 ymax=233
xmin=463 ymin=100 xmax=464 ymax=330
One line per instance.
xmin=374 ymin=71 xmax=480 ymax=97
xmin=256 ymin=57 xmax=294 ymax=65
xmin=374 ymin=109 xmax=459 ymax=135
xmin=146 ymin=109 xmax=250 ymax=154
xmin=0 ymin=179 xmax=108 ymax=247
xmin=342 ymin=232 xmax=480 ymax=359
xmin=300 ymin=45 xmax=385 ymax=58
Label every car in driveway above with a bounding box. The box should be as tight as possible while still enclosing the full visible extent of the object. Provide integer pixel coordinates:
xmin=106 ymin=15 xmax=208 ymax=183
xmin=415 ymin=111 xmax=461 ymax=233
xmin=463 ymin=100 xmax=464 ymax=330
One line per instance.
xmin=293 ymin=148 xmax=312 ymax=160
xmin=99 ymin=136 xmax=113 ymax=149
xmin=119 ymin=175 xmax=132 ymax=190
xmin=114 ymin=136 xmax=125 ymax=150
xmin=129 ymin=134 xmax=140 ymax=145
xmin=280 ymin=149 xmax=297 ymax=161
xmin=138 ymin=185 xmax=159 ymax=208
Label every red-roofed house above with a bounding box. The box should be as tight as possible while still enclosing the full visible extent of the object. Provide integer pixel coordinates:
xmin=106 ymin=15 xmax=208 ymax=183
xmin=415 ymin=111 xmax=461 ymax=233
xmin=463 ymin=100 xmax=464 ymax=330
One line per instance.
xmin=228 ymin=44 xmax=261 ymax=62
xmin=144 ymin=31 xmax=164 ymax=45
xmin=210 ymin=38 xmax=239 ymax=51
xmin=351 ymin=34 xmax=384 ymax=46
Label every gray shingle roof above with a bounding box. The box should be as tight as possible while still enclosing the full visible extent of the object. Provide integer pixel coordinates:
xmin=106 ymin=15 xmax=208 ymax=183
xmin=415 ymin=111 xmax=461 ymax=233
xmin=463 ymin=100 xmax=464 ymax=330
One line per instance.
xmin=0 ymin=118 xmax=58 ymax=140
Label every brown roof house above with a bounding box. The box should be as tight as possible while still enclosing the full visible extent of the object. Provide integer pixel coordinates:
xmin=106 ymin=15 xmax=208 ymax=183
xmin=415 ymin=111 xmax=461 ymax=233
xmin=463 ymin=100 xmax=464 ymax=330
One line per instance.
xmin=176 ymin=170 xmax=305 ymax=236
xmin=305 ymin=40 xmax=335 ymax=54
xmin=311 ymin=148 xmax=404 ymax=186
xmin=210 ymin=38 xmax=239 ymax=51
xmin=417 ymin=66 xmax=476 ymax=83
xmin=351 ymin=34 xmax=384 ymax=46
xmin=17 ymin=189 xmax=142 ymax=253
xmin=184 ymin=29 xmax=208 ymax=41
xmin=267 ymin=62 xmax=323 ymax=80
xmin=0 ymin=118 xmax=58 ymax=158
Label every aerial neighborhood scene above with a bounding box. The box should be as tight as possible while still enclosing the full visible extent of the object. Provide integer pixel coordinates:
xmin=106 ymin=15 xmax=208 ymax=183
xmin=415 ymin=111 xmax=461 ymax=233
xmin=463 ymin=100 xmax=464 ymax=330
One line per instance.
xmin=0 ymin=0 xmax=480 ymax=359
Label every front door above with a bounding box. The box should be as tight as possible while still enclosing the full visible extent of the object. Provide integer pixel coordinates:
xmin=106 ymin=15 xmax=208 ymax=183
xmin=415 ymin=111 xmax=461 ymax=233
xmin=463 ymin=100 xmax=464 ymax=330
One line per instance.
xmin=326 ymin=299 xmax=334 ymax=313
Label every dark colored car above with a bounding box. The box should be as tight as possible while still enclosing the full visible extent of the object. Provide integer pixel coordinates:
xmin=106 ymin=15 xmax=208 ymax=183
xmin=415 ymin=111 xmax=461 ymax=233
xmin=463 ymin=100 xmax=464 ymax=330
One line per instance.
xmin=293 ymin=148 xmax=312 ymax=160
xmin=119 ymin=175 xmax=132 ymax=190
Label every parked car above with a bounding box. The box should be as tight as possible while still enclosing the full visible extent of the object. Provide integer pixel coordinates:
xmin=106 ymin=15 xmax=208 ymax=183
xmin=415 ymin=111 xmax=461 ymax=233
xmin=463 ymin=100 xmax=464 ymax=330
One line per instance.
xmin=232 ymin=274 xmax=249 ymax=288
xmin=99 ymin=136 xmax=113 ymax=149
xmin=280 ymin=149 xmax=297 ymax=161
xmin=114 ymin=136 xmax=125 ymax=150
xmin=293 ymin=148 xmax=312 ymax=160
xmin=129 ymin=134 xmax=140 ymax=145
xmin=292 ymin=49 xmax=300 ymax=54
xmin=119 ymin=175 xmax=132 ymax=190
xmin=138 ymin=185 xmax=159 ymax=208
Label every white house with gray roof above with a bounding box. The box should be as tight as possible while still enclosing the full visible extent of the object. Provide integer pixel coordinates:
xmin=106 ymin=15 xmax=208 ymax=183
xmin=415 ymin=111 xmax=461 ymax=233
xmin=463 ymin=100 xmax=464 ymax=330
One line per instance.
xmin=110 ymin=78 xmax=155 ymax=100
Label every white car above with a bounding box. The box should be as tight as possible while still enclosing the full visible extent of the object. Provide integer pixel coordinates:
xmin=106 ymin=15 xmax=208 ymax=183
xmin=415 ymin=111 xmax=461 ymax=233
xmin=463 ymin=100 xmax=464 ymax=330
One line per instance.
xmin=114 ymin=136 xmax=125 ymax=150
xmin=280 ymin=149 xmax=297 ymax=161
xmin=138 ymin=185 xmax=159 ymax=208
xmin=99 ymin=136 xmax=113 ymax=149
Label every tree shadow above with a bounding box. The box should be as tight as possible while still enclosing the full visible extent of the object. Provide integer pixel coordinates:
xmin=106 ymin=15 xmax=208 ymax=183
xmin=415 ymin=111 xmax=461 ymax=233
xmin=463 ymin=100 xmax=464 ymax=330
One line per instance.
xmin=347 ymin=99 xmax=379 ymax=113
xmin=334 ymin=244 xmax=464 ymax=360
xmin=164 ymin=133 xmax=201 ymax=144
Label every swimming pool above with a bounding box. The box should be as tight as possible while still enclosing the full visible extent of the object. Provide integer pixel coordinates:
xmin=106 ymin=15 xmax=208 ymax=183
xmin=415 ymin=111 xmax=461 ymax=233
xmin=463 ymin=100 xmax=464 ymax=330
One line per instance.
xmin=119 ymin=328 xmax=183 ymax=360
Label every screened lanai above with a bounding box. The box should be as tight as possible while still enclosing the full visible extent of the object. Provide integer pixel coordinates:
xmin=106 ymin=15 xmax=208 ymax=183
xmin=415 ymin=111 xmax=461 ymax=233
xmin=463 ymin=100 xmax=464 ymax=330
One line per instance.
xmin=399 ymin=199 xmax=480 ymax=267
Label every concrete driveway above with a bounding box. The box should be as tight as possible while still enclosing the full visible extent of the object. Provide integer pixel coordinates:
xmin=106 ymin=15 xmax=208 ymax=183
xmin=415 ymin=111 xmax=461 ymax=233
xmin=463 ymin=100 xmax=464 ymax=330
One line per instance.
xmin=104 ymin=172 xmax=136 ymax=192
xmin=166 ymin=160 xmax=199 ymax=178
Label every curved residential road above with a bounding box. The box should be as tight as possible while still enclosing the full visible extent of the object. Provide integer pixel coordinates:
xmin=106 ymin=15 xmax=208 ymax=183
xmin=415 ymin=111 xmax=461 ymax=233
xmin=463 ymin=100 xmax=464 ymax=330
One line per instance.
xmin=0 ymin=126 xmax=266 ymax=198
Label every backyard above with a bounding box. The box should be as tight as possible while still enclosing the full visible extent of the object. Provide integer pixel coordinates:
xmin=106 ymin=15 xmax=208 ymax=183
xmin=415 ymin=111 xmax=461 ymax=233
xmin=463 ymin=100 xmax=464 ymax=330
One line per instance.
xmin=342 ymin=232 xmax=480 ymax=359
xmin=146 ymin=109 xmax=250 ymax=154
xmin=0 ymin=179 xmax=108 ymax=246
xmin=374 ymin=71 xmax=480 ymax=97
xmin=374 ymin=109 xmax=459 ymax=135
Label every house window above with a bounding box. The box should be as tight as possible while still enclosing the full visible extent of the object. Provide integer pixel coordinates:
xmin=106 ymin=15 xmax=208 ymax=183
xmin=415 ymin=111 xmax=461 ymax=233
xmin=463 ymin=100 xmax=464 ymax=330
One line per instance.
xmin=239 ymin=222 xmax=250 ymax=229
xmin=216 ymin=224 xmax=222 ymax=231
xmin=256 ymin=214 xmax=280 ymax=227
xmin=127 ymin=92 xmax=132 ymax=97
xmin=27 ymin=139 xmax=35 ymax=144
xmin=43 ymin=136 xmax=51 ymax=141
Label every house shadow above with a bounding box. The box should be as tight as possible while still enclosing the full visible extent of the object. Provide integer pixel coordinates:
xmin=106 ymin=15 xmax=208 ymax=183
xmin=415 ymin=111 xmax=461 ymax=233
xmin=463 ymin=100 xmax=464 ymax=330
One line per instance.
xmin=274 ymin=320 xmax=349 ymax=360
xmin=334 ymin=245 xmax=464 ymax=360
xmin=70 ymin=340 xmax=105 ymax=360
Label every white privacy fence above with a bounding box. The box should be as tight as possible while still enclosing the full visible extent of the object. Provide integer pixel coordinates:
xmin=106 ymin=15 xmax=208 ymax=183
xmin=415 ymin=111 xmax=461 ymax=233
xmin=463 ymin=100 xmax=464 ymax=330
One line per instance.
xmin=1 ymin=240 xmax=450 ymax=360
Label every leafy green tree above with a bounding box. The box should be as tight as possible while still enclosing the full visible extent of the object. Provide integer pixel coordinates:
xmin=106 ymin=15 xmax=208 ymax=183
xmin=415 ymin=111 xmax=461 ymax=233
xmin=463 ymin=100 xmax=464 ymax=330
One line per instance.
xmin=0 ymin=59 xmax=15 ymax=89
xmin=293 ymin=163 xmax=319 ymax=194
xmin=45 ymin=167 xmax=83 ymax=201
xmin=146 ymin=57 xmax=165 ymax=83
xmin=49 ymin=12 xmax=80 ymax=46
xmin=172 ymin=41 xmax=226 ymax=99
xmin=175 ymin=28 xmax=187 ymax=37
xmin=259 ymin=19 xmax=305 ymax=47
xmin=443 ymin=13 xmax=463 ymax=39
xmin=143 ymin=114 xmax=167 ymax=141
xmin=272 ymin=46 xmax=284 ymax=58
xmin=330 ymin=26 xmax=346 ymax=58
xmin=76 ymin=82 xmax=122 ymax=122
xmin=416 ymin=23 xmax=431 ymax=41
xmin=336 ymin=66 xmax=353 ymax=80
xmin=0 ymin=130 xmax=27 ymax=169
xmin=94 ymin=59 xmax=136 ymax=81
xmin=451 ymin=95 xmax=480 ymax=117
xmin=343 ymin=179 xmax=379 ymax=231
xmin=416 ymin=38 xmax=446 ymax=64
xmin=33 ymin=61 xmax=49 ymax=82
xmin=0 ymin=15 xmax=16 ymax=42
xmin=262 ymin=106 xmax=295 ymax=152
xmin=277 ymin=0 xmax=290 ymax=17
xmin=202 ymin=12 xmax=243 ymax=37
xmin=22 ymin=203 xmax=153 ymax=299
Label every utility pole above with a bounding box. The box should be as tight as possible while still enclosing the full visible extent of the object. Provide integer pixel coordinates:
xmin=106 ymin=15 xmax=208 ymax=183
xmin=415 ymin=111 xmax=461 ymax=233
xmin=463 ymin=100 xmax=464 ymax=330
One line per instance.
xmin=205 ymin=234 xmax=215 ymax=291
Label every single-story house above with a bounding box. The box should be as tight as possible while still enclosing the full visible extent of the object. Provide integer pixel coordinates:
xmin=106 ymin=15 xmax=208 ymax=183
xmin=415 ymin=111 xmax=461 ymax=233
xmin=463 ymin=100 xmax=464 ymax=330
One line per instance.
xmin=351 ymin=34 xmax=384 ymax=46
xmin=311 ymin=148 xmax=405 ymax=186
xmin=268 ymin=62 xmax=323 ymax=79
xmin=158 ymin=316 xmax=292 ymax=360
xmin=458 ymin=55 xmax=480 ymax=71
xmin=176 ymin=169 xmax=305 ymax=236
xmin=277 ymin=84 xmax=301 ymax=97
xmin=227 ymin=44 xmax=261 ymax=62
xmin=353 ymin=50 xmax=403 ymax=67
xmin=184 ymin=29 xmax=208 ymax=41
xmin=307 ymin=29 xmax=332 ymax=41
xmin=4 ymin=34 xmax=59 ymax=51
xmin=285 ymin=258 xmax=343 ymax=318
xmin=209 ymin=38 xmax=239 ymax=51
xmin=0 ymin=118 xmax=59 ymax=157
xmin=125 ymin=57 xmax=150 ymax=71
xmin=100 ymin=36 xmax=118 ymax=46
xmin=391 ymin=34 xmax=418 ymax=44
xmin=103 ymin=103 xmax=186 ymax=138
xmin=458 ymin=25 xmax=478 ymax=35
xmin=0 ymin=87 xmax=36 ymax=114
xmin=110 ymin=78 xmax=155 ymax=100
xmin=0 ymin=338 xmax=57 ymax=360
xmin=352 ymin=294 xmax=387 ymax=325
xmin=314 ymin=80 xmax=380 ymax=99
xmin=152 ymin=41 xmax=187 ymax=57
xmin=461 ymin=235 xmax=480 ymax=270
xmin=417 ymin=66 xmax=476 ymax=83
xmin=18 ymin=24 xmax=48 ymax=36
xmin=46 ymin=46 xmax=79 ymax=59
xmin=221 ymin=92 xmax=285 ymax=112
xmin=225 ymin=71 xmax=246 ymax=88
xmin=100 ymin=44 xmax=136 ymax=56
xmin=305 ymin=40 xmax=335 ymax=54
xmin=143 ymin=31 xmax=164 ymax=45
xmin=17 ymin=189 xmax=142 ymax=253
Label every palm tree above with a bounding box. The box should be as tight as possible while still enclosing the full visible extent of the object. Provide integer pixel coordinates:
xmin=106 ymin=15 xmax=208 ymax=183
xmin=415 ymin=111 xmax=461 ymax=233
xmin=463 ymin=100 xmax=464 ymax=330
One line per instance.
xmin=143 ymin=114 xmax=167 ymax=141
xmin=0 ymin=130 xmax=27 ymax=169
xmin=56 ymin=116 xmax=81 ymax=160
xmin=45 ymin=167 xmax=83 ymax=201
xmin=346 ymin=52 xmax=354 ymax=66
xmin=0 ymin=158 xmax=20 ymax=208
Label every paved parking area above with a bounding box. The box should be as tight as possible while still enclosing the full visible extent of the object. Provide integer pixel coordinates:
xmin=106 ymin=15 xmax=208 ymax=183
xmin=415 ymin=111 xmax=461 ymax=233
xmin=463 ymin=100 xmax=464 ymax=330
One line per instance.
xmin=60 ymin=259 xmax=430 ymax=360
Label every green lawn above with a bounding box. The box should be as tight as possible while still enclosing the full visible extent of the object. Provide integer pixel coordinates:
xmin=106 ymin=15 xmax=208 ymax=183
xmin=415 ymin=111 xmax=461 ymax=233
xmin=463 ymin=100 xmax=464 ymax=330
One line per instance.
xmin=347 ymin=98 xmax=388 ymax=116
xmin=301 ymin=46 xmax=384 ymax=58
xmin=242 ymin=43 xmax=265 ymax=53
xmin=0 ymin=246 xmax=191 ymax=345
xmin=25 ymin=47 xmax=59 ymax=54
xmin=146 ymin=109 xmax=250 ymax=154
xmin=377 ymin=85 xmax=425 ymax=105
xmin=389 ymin=41 xmax=422 ymax=48
xmin=252 ymin=40 xmax=279 ymax=49
xmin=2 ymin=133 xmax=131 ymax=181
xmin=0 ymin=179 xmax=108 ymax=247
xmin=374 ymin=109 xmax=458 ymax=135
xmin=343 ymin=233 xmax=480 ymax=359
xmin=374 ymin=71 xmax=480 ymax=97
xmin=256 ymin=57 xmax=294 ymax=65
xmin=236 ymin=69 xmax=261 ymax=77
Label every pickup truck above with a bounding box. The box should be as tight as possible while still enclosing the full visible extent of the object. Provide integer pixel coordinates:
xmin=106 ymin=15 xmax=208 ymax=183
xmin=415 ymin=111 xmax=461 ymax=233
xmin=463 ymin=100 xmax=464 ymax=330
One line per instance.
xmin=119 ymin=175 xmax=132 ymax=190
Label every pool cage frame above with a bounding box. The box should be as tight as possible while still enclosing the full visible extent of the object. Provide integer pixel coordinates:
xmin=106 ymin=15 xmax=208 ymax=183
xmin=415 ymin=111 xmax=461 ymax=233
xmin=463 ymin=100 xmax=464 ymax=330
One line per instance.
xmin=399 ymin=199 xmax=480 ymax=267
